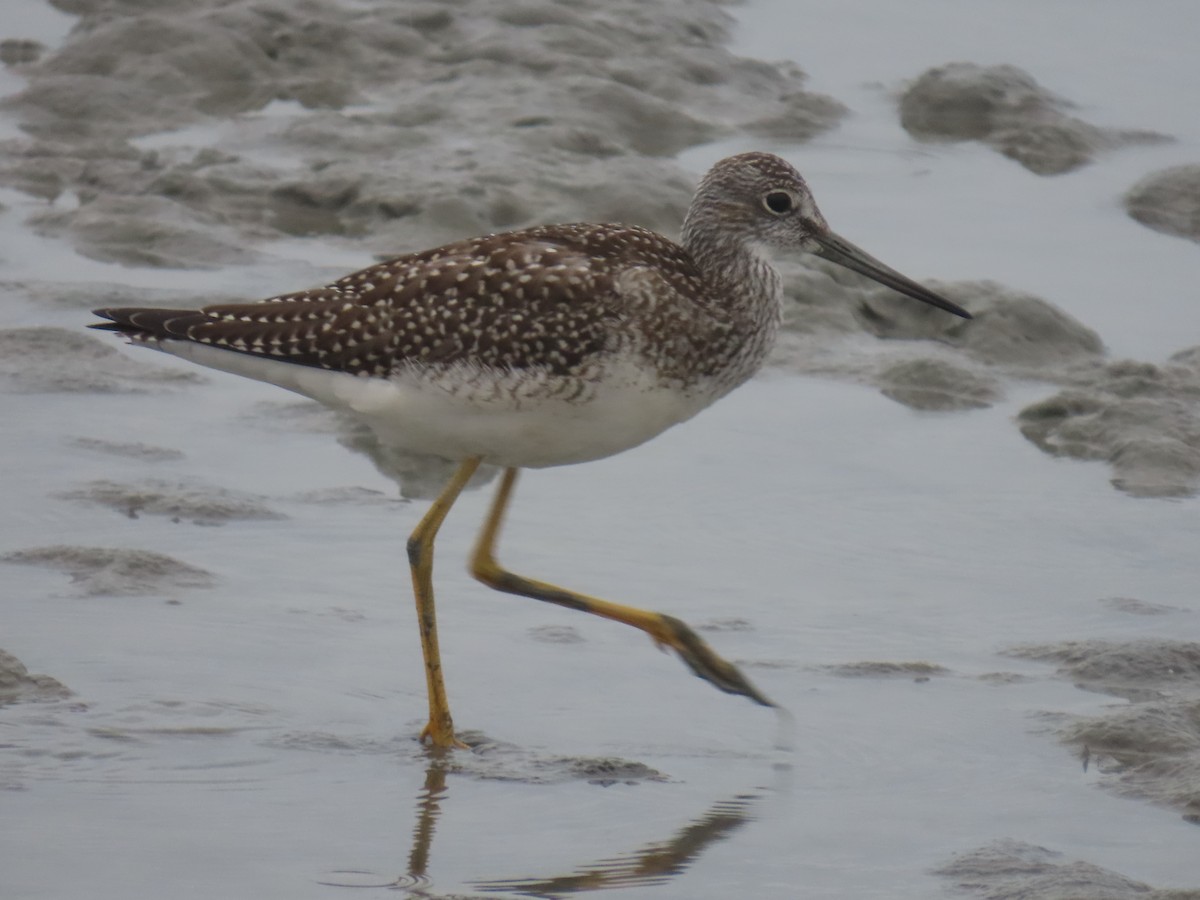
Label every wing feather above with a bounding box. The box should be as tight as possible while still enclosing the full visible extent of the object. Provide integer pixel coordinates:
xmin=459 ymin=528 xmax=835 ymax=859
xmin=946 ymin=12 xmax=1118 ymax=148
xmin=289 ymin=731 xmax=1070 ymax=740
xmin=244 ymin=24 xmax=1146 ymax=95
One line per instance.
xmin=92 ymin=224 xmax=706 ymax=378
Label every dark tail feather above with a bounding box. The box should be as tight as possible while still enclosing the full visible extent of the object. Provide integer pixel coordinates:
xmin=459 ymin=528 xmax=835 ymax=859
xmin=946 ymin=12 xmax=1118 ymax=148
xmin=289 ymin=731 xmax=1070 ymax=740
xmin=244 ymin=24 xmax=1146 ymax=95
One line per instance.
xmin=90 ymin=307 xmax=205 ymax=339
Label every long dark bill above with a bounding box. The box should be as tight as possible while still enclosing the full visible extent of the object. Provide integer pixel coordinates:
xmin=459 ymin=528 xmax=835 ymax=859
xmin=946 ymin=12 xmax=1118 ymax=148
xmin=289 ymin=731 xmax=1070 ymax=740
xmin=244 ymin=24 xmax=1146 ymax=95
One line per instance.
xmin=811 ymin=230 xmax=971 ymax=319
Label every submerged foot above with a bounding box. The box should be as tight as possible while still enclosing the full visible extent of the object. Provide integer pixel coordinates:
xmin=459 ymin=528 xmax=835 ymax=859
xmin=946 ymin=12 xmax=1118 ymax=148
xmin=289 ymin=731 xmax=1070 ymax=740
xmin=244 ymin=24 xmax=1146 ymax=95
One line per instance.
xmin=420 ymin=719 xmax=471 ymax=751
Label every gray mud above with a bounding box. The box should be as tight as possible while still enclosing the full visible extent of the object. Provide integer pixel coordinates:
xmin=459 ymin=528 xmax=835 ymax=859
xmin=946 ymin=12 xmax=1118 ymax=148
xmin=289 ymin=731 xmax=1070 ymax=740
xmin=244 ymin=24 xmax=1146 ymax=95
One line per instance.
xmin=31 ymin=193 xmax=262 ymax=268
xmin=772 ymin=276 xmax=1104 ymax=411
xmin=0 ymin=0 xmax=843 ymax=267
xmin=0 ymin=325 xmax=202 ymax=392
xmin=877 ymin=357 xmax=999 ymax=411
xmin=452 ymin=742 xmax=670 ymax=788
xmin=66 ymin=436 xmax=185 ymax=462
xmin=821 ymin=661 xmax=949 ymax=680
xmin=2 ymin=278 xmax=238 ymax=312
xmin=1010 ymin=639 xmax=1200 ymax=701
xmin=527 ymin=624 xmax=585 ymax=645
xmin=697 ymin=617 xmax=755 ymax=633
xmin=0 ymin=647 xmax=71 ymax=705
xmin=287 ymin=485 xmax=398 ymax=506
xmin=863 ymin=281 xmax=1105 ymax=374
xmin=899 ymin=62 xmax=1168 ymax=175
xmin=1017 ymin=352 xmax=1200 ymax=498
xmin=1069 ymin=699 xmax=1200 ymax=822
xmin=57 ymin=478 xmax=284 ymax=524
xmin=1010 ymin=639 xmax=1200 ymax=821
xmin=2 ymin=545 xmax=214 ymax=596
xmin=1125 ymin=164 xmax=1200 ymax=243
xmin=0 ymin=39 xmax=45 ymax=67
xmin=935 ymin=839 xmax=1200 ymax=900
xmin=1099 ymin=596 xmax=1191 ymax=617
xmin=272 ymin=728 xmax=668 ymax=786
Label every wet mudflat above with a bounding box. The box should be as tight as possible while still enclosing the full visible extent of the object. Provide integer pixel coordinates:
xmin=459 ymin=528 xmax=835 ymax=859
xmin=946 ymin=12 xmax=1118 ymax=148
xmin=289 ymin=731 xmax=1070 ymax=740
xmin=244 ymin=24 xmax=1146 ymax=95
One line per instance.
xmin=3 ymin=1 xmax=1200 ymax=898
xmin=5 ymin=376 xmax=1200 ymax=899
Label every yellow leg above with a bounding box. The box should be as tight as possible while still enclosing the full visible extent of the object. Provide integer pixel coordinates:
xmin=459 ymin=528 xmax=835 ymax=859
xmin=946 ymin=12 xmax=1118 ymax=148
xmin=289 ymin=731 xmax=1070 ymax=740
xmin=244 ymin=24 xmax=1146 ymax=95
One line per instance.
xmin=469 ymin=468 xmax=775 ymax=708
xmin=408 ymin=457 xmax=482 ymax=749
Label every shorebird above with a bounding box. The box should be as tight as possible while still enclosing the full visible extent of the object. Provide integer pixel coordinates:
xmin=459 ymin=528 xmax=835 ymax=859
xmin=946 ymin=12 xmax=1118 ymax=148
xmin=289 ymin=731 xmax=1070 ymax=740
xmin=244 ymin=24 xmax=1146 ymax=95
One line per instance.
xmin=92 ymin=152 xmax=970 ymax=749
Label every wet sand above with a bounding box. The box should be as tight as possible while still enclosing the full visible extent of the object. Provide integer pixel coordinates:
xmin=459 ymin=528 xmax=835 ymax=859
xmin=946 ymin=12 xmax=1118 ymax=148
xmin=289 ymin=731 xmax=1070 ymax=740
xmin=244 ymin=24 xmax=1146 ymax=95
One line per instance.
xmin=2 ymin=0 xmax=1200 ymax=897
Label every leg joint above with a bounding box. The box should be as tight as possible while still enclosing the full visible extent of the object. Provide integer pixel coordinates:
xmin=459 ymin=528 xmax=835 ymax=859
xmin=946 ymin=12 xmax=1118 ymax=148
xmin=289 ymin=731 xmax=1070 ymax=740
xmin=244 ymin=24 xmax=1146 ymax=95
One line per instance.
xmin=468 ymin=551 xmax=501 ymax=588
xmin=406 ymin=534 xmax=423 ymax=568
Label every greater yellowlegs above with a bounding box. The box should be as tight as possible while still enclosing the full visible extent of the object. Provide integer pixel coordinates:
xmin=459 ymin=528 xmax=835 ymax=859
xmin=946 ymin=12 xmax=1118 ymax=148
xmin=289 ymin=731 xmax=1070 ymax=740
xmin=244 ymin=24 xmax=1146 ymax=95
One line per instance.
xmin=92 ymin=152 xmax=970 ymax=749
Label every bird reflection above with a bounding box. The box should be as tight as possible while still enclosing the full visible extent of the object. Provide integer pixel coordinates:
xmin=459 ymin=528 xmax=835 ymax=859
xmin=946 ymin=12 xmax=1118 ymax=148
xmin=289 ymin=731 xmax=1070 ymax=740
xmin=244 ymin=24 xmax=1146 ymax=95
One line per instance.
xmin=330 ymin=756 xmax=762 ymax=897
xmin=471 ymin=792 xmax=759 ymax=897
xmin=407 ymin=762 xmax=450 ymax=886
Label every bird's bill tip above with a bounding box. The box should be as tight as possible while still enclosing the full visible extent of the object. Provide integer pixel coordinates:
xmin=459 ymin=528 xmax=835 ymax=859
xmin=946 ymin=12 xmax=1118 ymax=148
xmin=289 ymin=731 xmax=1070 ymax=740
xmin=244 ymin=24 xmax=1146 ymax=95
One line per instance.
xmin=811 ymin=231 xmax=971 ymax=320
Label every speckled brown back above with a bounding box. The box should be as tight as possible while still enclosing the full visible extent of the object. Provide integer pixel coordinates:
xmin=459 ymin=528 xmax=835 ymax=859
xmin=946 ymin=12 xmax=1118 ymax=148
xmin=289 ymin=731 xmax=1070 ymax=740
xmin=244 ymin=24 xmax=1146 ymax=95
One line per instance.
xmin=94 ymin=223 xmax=712 ymax=379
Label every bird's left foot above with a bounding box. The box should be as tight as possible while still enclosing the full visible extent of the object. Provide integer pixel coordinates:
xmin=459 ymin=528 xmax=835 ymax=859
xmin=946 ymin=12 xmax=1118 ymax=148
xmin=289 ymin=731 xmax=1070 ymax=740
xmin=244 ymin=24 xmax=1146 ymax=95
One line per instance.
xmin=655 ymin=615 xmax=776 ymax=708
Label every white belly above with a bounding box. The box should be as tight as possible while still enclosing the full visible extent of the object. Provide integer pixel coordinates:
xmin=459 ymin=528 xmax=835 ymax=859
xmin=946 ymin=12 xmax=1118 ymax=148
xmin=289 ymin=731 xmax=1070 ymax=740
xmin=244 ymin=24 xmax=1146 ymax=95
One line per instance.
xmin=159 ymin=340 xmax=717 ymax=468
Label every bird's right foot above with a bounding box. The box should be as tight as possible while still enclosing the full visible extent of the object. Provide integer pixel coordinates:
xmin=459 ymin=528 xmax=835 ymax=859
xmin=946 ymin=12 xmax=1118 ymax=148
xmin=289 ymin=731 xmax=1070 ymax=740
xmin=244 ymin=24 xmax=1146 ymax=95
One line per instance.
xmin=419 ymin=718 xmax=470 ymax=751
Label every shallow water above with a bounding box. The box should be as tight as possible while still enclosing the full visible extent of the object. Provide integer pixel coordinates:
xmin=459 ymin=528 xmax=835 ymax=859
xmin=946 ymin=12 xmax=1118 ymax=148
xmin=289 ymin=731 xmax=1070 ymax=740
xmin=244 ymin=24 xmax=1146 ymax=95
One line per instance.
xmin=5 ymin=371 xmax=1200 ymax=897
xmin=3 ymin=1 xmax=1200 ymax=898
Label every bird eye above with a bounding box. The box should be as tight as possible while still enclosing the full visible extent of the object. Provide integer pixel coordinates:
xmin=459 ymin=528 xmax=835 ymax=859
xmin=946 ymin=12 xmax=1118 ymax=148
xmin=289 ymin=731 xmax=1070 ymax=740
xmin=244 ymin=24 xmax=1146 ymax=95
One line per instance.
xmin=763 ymin=191 xmax=793 ymax=215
